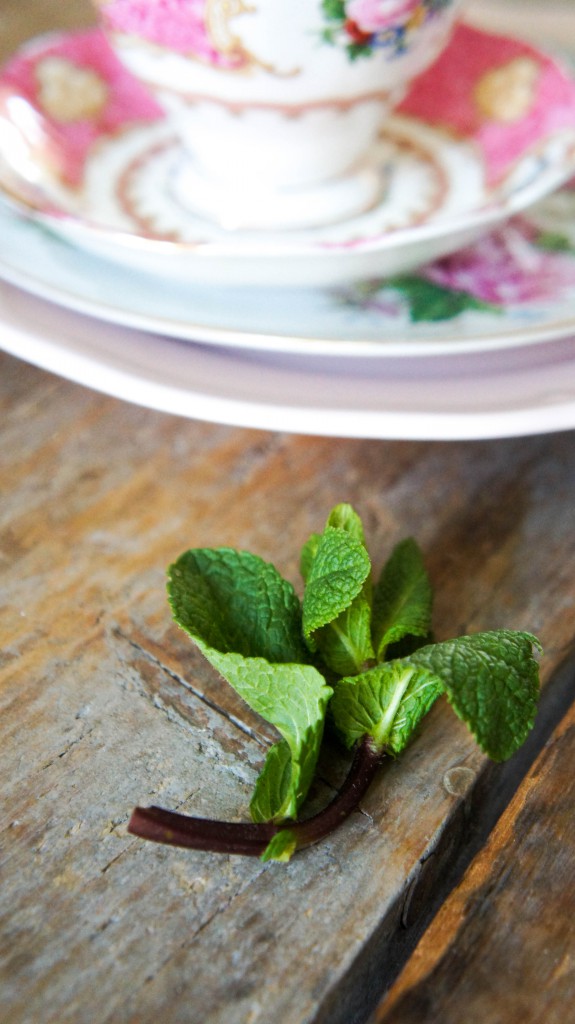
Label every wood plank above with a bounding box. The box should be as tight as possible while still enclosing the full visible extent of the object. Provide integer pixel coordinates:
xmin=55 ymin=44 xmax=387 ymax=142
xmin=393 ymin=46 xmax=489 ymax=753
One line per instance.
xmin=373 ymin=699 xmax=575 ymax=1024
xmin=0 ymin=0 xmax=96 ymax=62
xmin=2 ymin=353 xmax=575 ymax=1024
xmin=2 ymin=3 xmax=575 ymax=1021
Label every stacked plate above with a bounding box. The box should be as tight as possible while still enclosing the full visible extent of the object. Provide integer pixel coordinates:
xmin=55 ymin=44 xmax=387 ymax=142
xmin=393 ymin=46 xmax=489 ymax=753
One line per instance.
xmin=1 ymin=18 xmax=575 ymax=439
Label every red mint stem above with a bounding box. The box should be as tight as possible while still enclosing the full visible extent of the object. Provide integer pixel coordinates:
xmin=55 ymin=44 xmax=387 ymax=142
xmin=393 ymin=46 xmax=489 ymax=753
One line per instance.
xmin=128 ymin=736 xmax=384 ymax=856
xmin=290 ymin=736 xmax=384 ymax=848
xmin=128 ymin=805 xmax=276 ymax=853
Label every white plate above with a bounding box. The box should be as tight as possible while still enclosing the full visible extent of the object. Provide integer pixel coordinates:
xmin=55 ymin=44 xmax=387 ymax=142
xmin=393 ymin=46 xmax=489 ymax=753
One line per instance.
xmin=2 ymin=24 xmax=575 ymax=287
xmin=2 ymin=277 xmax=575 ymax=440
xmin=2 ymin=190 xmax=575 ymax=358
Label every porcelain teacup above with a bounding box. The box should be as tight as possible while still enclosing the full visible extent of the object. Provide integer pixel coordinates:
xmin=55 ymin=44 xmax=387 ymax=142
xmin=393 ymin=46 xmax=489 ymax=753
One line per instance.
xmin=95 ymin=0 xmax=464 ymax=229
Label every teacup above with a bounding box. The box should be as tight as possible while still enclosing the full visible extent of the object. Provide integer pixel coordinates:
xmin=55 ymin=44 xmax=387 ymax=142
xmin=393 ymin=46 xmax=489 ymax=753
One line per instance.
xmin=95 ymin=0 xmax=464 ymax=229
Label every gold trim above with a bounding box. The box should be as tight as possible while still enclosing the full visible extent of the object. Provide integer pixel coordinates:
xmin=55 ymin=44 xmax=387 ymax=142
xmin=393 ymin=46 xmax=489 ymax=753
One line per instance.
xmin=103 ymin=0 xmax=299 ymax=76
xmin=142 ymin=82 xmax=393 ymax=116
xmin=114 ymin=127 xmax=449 ymax=243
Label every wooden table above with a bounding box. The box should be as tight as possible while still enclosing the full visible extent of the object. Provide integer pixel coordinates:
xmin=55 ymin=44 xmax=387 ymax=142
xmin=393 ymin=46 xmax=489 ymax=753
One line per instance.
xmin=1 ymin=4 xmax=575 ymax=1024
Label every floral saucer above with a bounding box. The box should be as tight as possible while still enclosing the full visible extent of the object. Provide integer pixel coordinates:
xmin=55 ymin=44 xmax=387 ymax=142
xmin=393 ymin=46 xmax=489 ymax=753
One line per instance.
xmin=1 ymin=184 xmax=575 ymax=358
xmin=1 ymin=23 xmax=575 ymax=287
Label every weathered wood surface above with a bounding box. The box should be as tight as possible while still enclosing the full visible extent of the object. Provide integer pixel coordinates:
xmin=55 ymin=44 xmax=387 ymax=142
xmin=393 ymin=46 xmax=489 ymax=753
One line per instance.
xmin=0 ymin=0 xmax=95 ymax=60
xmin=373 ymin=699 xmax=575 ymax=1024
xmin=1 ymin=4 xmax=575 ymax=1024
xmin=2 ymin=355 xmax=575 ymax=1024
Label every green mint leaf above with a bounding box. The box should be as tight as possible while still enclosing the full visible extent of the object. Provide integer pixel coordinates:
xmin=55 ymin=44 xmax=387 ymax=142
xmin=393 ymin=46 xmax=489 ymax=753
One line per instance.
xmin=261 ymin=830 xmax=298 ymax=863
xmin=331 ymin=660 xmax=443 ymax=754
xmin=326 ymin=502 xmax=367 ymax=542
xmin=300 ymin=503 xmax=366 ymax=583
xmin=302 ymin=506 xmax=374 ymax=673
xmin=249 ymin=740 xmax=293 ymax=823
xmin=168 ymin=548 xmax=332 ymax=820
xmin=409 ymin=631 xmax=541 ymax=761
xmin=302 ymin=526 xmax=371 ymax=641
xmin=372 ymin=538 xmax=433 ymax=660
xmin=331 ymin=630 xmax=542 ymax=760
xmin=313 ymin=587 xmax=374 ymax=676
xmin=213 ymin=660 xmax=331 ymax=821
xmin=300 ymin=533 xmax=321 ymax=582
xmin=168 ymin=547 xmax=308 ymax=664
xmin=197 ymin=656 xmax=331 ymax=822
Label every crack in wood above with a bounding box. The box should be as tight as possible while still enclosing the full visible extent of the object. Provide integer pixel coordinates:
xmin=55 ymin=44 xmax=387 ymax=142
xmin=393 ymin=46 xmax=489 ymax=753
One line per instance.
xmin=40 ymin=728 xmax=95 ymax=770
xmin=114 ymin=629 xmax=270 ymax=749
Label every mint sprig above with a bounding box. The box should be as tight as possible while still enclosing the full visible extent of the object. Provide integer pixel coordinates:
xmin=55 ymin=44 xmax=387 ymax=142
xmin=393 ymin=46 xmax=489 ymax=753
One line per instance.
xmin=129 ymin=505 xmax=542 ymax=862
xmin=167 ymin=548 xmax=332 ymax=821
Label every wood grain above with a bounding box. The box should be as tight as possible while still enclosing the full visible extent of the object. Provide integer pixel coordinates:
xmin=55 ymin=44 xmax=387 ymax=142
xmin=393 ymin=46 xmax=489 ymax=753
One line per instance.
xmin=2 ymin=351 xmax=575 ymax=1024
xmin=1 ymin=3 xmax=575 ymax=1023
xmin=373 ymin=700 xmax=575 ymax=1024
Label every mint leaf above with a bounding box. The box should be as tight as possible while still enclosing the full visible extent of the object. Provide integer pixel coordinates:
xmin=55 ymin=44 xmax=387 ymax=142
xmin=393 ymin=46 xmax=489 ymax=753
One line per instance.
xmin=302 ymin=526 xmax=371 ymax=641
xmin=409 ymin=631 xmax=541 ymax=761
xmin=168 ymin=547 xmax=308 ymax=664
xmin=301 ymin=506 xmax=373 ymax=673
xmin=261 ymin=829 xmax=298 ymax=863
xmin=331 ymin=631 xmax=542 ymax=761
xmin=196 ymin=654 xmax=331 ymax=822
xmin=326 ymin=502 xmax=367 ymax=543
xmin=168 ymin=548 xmax=332 ymax=820
xmin=313 ymin=588 xmax=374 ymax=675
xmin=331 ymin=661 xmax=443 ymax=753
xmin=300 ymin=503 xmax=367 ymax=583
xmin=249 ymin=740 xmax=292 ymax=823
xmin=300 ymin=532 xmax=321 ymax=582
xmin=372 ymin=538 xmax=433 ymax=660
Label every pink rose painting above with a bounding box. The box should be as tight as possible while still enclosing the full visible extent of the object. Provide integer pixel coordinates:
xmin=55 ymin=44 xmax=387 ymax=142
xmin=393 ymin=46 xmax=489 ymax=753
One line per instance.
xmin=321 ymin=0 xmax=453 ymax=58
xmin=346 ymin=215 xmax=575 ymax=323
xmin=345 ymin=0 xmax=421 ymax=33
xmin=423 ymin=221 xmax=575 ymax=307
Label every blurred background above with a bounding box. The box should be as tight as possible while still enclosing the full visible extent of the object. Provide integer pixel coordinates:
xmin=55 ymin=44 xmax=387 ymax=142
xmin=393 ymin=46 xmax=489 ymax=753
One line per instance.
xmin=0 ymin=0 xmax=573 ymax=64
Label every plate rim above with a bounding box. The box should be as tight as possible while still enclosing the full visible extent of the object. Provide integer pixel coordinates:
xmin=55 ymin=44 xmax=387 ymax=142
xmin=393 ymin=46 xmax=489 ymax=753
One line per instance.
xmin=2 ymin=275 xmax=575 ymax=441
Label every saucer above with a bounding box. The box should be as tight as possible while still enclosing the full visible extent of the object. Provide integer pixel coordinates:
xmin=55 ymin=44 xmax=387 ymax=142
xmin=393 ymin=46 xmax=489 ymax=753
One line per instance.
xmin=1 ymin=24 xmax=575 ymax=287
xmin=2 ymin=275 xmax=575 ymax=440
xmin=1 ymin=185 xmax=575 ymax=358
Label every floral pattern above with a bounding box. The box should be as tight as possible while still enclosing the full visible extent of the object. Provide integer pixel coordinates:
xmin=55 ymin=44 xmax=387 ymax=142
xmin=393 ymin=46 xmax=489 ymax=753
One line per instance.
xmin=399 ymin=25 xmax=575 ymax=188
xmin=422 ymin=221 xmax=575 ymax=308
xmin=320 ymin=0 xmax=454 ymax=60
xmin=344 ymin=201 xmax=575 ymax=324
xmin=99 ymin=0 xmax=454 ymax=67
xmin=0 ymin=31 xmax=162 ymax=186
xmin=35 ymin=57 xmax=110 ymax=123
xmin=2 ymin=23 xmax=575 ymax=335
xmin=97 ymin=0 xmax=253 ymax=69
